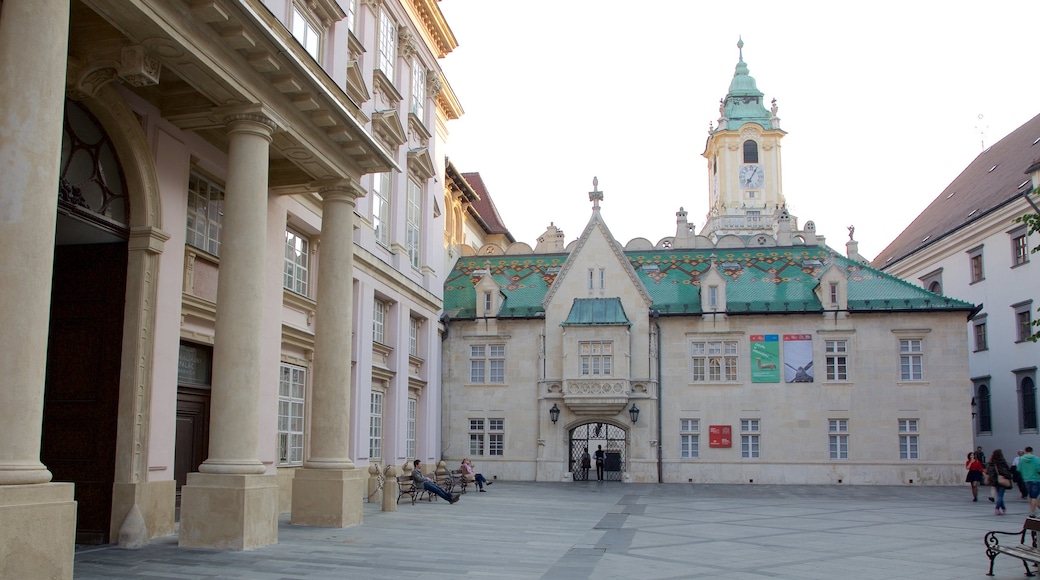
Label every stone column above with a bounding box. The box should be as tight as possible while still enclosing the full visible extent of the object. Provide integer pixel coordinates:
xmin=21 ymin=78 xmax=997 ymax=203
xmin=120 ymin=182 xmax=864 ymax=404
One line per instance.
xmin=0 ymin=0 xmax=77 ymax=578
xmin=179 ymin=112 xmax=279 ymax=550
xmin=291 ymin=181 xmax=365 ymax=527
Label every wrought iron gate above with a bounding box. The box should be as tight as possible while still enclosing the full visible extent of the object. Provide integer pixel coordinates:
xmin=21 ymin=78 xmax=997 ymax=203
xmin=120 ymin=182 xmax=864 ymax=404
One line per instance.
xmin=569 ymin=422 xmax=626 ymax=481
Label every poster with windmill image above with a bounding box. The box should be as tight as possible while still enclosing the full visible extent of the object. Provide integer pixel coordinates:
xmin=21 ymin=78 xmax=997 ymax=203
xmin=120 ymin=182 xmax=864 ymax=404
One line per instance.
xmin=783 ymin=334 xmax=814 ymax=382
xmin=750 ymin=334 xmax=780 ymax=383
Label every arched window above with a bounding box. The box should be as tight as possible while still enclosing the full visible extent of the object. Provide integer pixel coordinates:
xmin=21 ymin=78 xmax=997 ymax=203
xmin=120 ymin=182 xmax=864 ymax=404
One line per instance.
xmin=977 ymin=384 xmax=991 ymax=433
xmin=928 ymin=281 xmax=942 ymax=294
xmin=742 ymin=140 xmax=759 ymax=164
xmin=1023 ymin=377 xmax=1037 ymax=430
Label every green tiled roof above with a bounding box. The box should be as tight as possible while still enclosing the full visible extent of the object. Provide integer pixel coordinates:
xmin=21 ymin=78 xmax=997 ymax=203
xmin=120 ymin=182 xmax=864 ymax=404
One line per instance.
xmin=443 ymin=247 xmax=975 ymax=320
xmin=562 ymin=298 xmax=631 ymax=327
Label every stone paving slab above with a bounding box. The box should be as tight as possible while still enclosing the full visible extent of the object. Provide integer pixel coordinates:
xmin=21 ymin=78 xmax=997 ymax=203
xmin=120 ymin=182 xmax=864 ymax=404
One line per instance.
xmin=73 ymin=483 xmax=1037 ymax=579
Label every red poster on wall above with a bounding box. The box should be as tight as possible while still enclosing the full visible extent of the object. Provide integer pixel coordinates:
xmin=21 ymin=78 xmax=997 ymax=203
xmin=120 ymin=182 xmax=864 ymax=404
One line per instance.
xmin=709 ymin=425 xmax=732 ymax=448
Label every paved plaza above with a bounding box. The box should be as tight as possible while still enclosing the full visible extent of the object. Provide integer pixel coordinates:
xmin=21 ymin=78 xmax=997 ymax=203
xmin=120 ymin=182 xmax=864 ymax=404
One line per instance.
xmin=74 ymin=482 xmax=1037 ymax=579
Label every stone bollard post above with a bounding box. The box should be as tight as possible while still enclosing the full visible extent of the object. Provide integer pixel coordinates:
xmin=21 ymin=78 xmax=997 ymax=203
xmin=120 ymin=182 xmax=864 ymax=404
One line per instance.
xmin=382 ymin=465 xmax=399 ymax=512
xmin=367 ymin=464 xmax=381 ymax=503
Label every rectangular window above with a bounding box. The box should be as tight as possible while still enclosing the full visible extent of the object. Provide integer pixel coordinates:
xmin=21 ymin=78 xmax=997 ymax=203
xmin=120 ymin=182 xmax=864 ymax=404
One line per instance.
xmin=406 ymin=179 xmax=422 ymax=270
xmin=372 ymin=172 xmax=390 ymax=247
xmin=680 ymin=419 xmax=699 ymax=459
xmin=1013 ymin=231 xmax=1029 ymax=266
xmin=740 ymin=419 xmax=760 ymax=458
xmin=969 ymin=246 xmax=984 ymax=283
xmin=747 ymin=210 xmax=761 ymax=224
xmin=829 ymin=419 xmax=849 ymax=460
xmin=898 ymin=419 xmax=919 ymax=460
xmin=829 ymin=282 xmax=839 ymax=305
xmin=489 ymin=345 xmax=506 ymax=384
xmin=283 ymin=229 xmax=309 ymax=296
xmin=373 ymin=299 xmax=386 ymax=345
xmin=1015 ymin=302 xmax=1034 ymax=343
xmin=899 ymin=339 xmax=923 ymax=381
xmin=410 ymin=60 xmax=426 ymax=121
xmin=825 ymin=340 xmax=848 ymax=381
xmin=369 ymin=391 xmax=383 ymax=460
xmin=974 ymin=318 xmax=988 ymax=351
xmin=409 ymin=317 xmax=419 ymax=357
xmin=344 ymin=0 xmax=356 ymax=32
xmin=470 ymin=344 xmax=505 ymax=384
xmin=599 ymin=268 xmax=605 ymax=290
xmin=186 ymin=172 xmax=224 ymax=256
xmin=469 ymin=345 xmax=485 ymax=383
xmin=483 ymin=292 xmax=492 ymax=313
xmin=469 ymin=419 xmax=485 ymax=456
xmin=278 ymin=364 xmax=306 ymax=465
xmin=291 ymin=4 xmax=321 ymax=60
xmin=378 ymin=9 xmax=396 ymax=80
xmin=691 ymin=340 xmax=738 ymax=382
xmin=580 ymin=341 xmax=613 ymax=376
xmin=488 ymin=418 xmax=504 ymax=456
xmin=708 ymin=286 xmax=718 ymax=308
xmin=406 ymin=398 xmax=416 ymax=460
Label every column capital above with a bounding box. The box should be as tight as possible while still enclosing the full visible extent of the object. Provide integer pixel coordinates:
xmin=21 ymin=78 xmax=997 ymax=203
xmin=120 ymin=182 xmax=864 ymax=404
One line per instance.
xmin=215 ymin=104 xmax=284 ymax=134
xmin=313 ymin=179 xmax=365 ymax=203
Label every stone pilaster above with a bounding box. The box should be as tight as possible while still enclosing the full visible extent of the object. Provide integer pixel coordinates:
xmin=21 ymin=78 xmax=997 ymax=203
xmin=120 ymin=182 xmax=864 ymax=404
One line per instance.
xmin=0 ymin=1 xmax=77 ymax=577
xmin=179 ymin=111 xmax=279 ymax=549
xmin=291 ymin=181 xmax=366 ymax=527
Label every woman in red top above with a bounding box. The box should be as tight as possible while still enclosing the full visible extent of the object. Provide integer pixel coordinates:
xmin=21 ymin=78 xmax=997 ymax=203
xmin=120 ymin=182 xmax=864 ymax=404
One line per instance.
xmin=966 ymin=451 xmax=985 ymax=501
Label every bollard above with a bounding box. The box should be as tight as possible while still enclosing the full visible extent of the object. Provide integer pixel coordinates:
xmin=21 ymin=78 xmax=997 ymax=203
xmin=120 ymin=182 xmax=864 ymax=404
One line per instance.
xmin=382 ymin=464 xmax=399 ymax=512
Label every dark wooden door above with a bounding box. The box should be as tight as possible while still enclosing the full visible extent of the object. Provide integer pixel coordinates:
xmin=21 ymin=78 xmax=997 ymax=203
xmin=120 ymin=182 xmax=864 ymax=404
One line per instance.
xmin=41 ymin=242 xmax=127 ymax=545
xmin=175 ymin=388 xmax=210 ymax=502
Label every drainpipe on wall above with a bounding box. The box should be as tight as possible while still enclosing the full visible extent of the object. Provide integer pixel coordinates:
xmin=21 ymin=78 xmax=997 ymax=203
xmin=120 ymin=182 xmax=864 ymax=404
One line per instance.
xmin=653 ymin=309 xmax=663 ymax=483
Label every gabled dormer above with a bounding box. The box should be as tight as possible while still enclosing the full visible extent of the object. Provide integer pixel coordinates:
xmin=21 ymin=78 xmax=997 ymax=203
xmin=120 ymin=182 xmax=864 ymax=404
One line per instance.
xmin=699 ymin=259 xmax=728 ymax=316
xmin=816 ymin=263 xmax=849 ymax=313
xmin=475 ymin=264 xmax=502 ymax=318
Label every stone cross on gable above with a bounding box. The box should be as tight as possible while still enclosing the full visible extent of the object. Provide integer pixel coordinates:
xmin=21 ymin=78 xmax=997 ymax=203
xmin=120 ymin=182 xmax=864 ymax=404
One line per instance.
xmin=589 ymin=176 xmax=603 ymax=209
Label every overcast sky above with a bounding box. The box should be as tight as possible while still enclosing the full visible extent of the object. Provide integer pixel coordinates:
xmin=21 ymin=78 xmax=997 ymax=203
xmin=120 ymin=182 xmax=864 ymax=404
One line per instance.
xmin=437 ymin=1 xmax=1040 ymax=262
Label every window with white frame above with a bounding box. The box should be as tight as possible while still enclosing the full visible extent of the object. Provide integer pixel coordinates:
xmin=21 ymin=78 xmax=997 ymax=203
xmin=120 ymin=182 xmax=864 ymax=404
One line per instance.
xmin=828 ymin=282 xmax=839 ymax=305
xmin=186 ymin=172 xmax=224 ymax=256
xmin=1015 ymin=301 xmax=1034 ymax=343
xmin=278 ymin=364 xmax=306 ymax=465
xmin=377 ymin=9 xmax=396 ymax=80
xmin=469 ymin=344 xmax=505 ymax=384
xmin=898 ymin=418 xmax=919 ymax=459
xmin=691 ymin=340 xmax=738 ymax=382
xmin=973 ymin=315 xmax=988 ymax=351
xmin=825 ymin=340 xmax=848 ymax=381
xmin=680 ymin=419 xmax=699 ymax=459
xmin=344 ymin=0 xmax=356 ymax=32
xmin=291 ymin=4 xmax=322 ymax=61
xmin=829 ymin=418 xmax=849 ymax=459
xmin=1012 ymin=228 xmax=1029 ymax=267
xmin=372 ymin=172 xmax=390 ymax=247
xmin=469 ymin=419 xmax=485 ymax=456
xmin=409 ymin=317 xmax=420 ymax=357
xmin=580 ymin=341 xmax=612 ymax=376
xmin=284 ymin=229 xmax=309 ymax=296
xmin=411 ymin=60 xmax=426 ymax=121
xmin=899 ymin=339 xmax=923 ymax=381
xmin=406 ymin=398 xmax=416 ymax=460
xmin=488 ymin=418 xmax=504 ymax=456
xmin=968 ymin=246 xmax=984 ymax=283
xmin=373 ymin=299 xmax=387 ymax=345
xmin=740 ymin=419 xmax=760 ymax=458
xmin=406 ymin=179 xmax=421 ymax=270
xmin=369 ymin=391 xmax=383 ymax=460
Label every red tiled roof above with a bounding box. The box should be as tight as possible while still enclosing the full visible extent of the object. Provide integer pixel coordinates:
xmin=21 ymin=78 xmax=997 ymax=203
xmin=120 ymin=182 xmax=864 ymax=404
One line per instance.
xmin=461 ymin=172 xmax=513 ymax=240
xmin=873 ymin=112 xmax=1040 ymax=270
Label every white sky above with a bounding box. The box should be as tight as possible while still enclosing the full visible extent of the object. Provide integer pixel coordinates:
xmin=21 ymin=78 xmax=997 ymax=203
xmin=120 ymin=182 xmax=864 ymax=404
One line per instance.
xmin=437 ymin=0 xmax=1040 ymax=262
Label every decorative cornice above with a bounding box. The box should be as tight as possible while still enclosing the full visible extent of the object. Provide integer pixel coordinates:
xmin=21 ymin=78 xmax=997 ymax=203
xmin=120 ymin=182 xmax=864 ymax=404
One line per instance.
xmin=408 ymin=0 xmax=458 ymax=58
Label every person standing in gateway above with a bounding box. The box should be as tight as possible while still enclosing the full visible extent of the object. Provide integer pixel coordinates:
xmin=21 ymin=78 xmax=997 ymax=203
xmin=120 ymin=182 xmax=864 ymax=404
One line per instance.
xmin=1018 ymin=447 xmax=1040 ymax=518
xmin=594 ymin=445 xmax=605 ymax=481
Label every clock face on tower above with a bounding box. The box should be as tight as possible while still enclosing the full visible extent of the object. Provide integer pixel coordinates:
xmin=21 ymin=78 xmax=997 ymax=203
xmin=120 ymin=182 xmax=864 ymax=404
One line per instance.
xmin=739 ymin=164 xmax=764 ymax=189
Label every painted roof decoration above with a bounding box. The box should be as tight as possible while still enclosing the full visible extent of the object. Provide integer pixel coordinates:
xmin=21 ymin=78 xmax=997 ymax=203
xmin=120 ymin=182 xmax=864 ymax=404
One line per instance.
xmin=718 ymin=38 xmax=773 ymax=131
xmin=443 ymin=247 xmax=974 ymax=320
xmin=562 ymin=298 xmax=631 ymax=327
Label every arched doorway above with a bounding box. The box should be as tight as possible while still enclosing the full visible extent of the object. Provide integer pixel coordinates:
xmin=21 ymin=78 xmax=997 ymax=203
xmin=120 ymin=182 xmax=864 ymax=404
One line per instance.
xmin=569 ymin=422 xmax=627 ymax=481
xmin=40 ymin=97 xmax=130 ymax=544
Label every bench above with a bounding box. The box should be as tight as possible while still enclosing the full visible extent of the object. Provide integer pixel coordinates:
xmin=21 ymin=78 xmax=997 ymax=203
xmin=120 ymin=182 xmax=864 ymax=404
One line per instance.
xmin=396 ymin=475 xmax=433 ymax=505
xmin=451 ymin=469 xmax=471 ymax=494
xmin=985 ymin=516 xmax=1040 ymax=576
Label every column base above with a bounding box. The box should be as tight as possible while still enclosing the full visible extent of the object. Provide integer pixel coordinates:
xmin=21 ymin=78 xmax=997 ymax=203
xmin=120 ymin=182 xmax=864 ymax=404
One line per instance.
xmin=178 ymin=472 xmax=278 ymax=550
xmin=290 ymin=467 xmax=364 ymax=527
xmin=110 ymin=480 xmax=176 ymax=542
xmin=0 ymin=482 xmax=76 ymax=580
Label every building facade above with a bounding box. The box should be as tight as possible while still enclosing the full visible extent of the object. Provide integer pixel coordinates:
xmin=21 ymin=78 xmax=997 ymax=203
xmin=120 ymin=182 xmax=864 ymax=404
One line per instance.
xmin=874 ymin=113 xmax=1040 ymax=458
xmin=441 ymin=43 xmax=975 ymax=488
xmin=0 ymin=0 xmax=460 ymax=576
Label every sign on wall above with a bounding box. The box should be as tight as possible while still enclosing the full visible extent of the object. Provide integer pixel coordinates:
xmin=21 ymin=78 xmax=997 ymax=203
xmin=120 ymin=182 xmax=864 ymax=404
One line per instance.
xmin=709 ymin=425 xmax=732 ymax=448
xmin=783 ymin=334 xmax=814 ymax=383
xmin=750 ymin=334 xmax=780 ymax=383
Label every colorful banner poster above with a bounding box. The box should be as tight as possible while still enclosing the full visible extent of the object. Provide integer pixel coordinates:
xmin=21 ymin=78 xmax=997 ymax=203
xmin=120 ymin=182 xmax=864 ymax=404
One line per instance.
xmin=783 ymin=334 xmax=814 ymax=383
xmin=750 ymin=334 xmax=780 ymax=383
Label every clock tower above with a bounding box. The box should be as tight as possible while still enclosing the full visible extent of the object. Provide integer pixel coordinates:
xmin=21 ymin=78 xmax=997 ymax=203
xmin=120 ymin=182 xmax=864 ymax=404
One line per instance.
xmin=702 ymin=39 xmax=790 ymax=240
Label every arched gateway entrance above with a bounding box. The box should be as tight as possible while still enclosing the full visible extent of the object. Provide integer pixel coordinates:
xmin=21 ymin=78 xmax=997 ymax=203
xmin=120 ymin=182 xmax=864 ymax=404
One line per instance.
xmin=569 ymin=422 xmax=627 ymax=481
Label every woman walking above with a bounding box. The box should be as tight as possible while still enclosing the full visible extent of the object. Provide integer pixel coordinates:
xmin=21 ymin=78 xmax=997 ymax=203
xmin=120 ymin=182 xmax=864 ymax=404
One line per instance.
xmin=966 ymin=451 xmax=985 ymax=501
xmin=986 ymin=449 xmax=1014 ymax=515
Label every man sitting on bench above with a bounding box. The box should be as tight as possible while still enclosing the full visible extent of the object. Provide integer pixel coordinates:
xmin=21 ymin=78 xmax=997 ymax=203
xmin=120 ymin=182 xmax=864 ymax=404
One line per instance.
xmin=412 ymin=459 xmax=460 ymax=504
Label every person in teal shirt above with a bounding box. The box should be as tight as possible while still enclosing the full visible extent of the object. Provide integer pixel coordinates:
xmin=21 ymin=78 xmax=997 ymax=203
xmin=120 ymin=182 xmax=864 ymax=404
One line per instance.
xmin=1017 ymin=447 xmax=1040 ymax=518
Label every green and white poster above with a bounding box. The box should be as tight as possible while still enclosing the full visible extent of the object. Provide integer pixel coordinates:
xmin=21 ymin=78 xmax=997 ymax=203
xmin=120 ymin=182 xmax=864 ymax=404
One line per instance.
xmin=750 ymin=334 xmax=780 ymax=383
